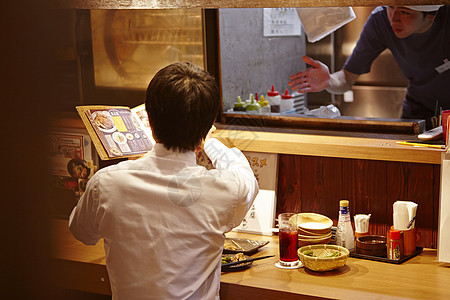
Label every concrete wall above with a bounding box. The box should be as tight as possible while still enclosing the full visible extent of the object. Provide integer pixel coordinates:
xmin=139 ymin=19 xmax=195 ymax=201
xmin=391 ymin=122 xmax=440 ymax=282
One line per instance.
xmin=219 ymin=8 xmax=306 ymax=111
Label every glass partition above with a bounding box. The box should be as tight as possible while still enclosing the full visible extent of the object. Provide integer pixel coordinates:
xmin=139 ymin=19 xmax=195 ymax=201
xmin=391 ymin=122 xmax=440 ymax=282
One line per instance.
xmin=90 ymin=9 xmax=204 ymax=89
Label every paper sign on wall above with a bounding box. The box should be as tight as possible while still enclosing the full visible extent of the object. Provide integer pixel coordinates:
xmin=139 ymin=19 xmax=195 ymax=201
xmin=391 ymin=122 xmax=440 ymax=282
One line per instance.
xmin=263 ymin=8 xmax=302 ymax=37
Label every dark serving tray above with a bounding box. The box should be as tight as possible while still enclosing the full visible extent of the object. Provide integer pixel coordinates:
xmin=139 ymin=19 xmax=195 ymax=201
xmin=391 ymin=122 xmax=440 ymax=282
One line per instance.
xmin=350 ymin=247 xmax=423 ymax=264
xmin=223 ymin=238 xmax=269 ymax=255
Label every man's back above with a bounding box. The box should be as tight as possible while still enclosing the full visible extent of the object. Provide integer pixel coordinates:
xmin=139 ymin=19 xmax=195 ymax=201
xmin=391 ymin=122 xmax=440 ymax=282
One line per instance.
xmin=70 ymin=140 xmax=258 ymax=299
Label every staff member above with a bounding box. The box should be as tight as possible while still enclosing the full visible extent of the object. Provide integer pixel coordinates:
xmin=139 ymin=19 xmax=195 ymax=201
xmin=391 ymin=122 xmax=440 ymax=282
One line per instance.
xmin=289 ymin=5 xmax=450 ymax=129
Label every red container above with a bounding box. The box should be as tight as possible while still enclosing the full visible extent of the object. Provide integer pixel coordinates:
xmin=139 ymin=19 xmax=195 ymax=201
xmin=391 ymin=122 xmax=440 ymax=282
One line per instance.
xmin=279 ymin=229 xmax=298 ymax=262
xmin=389 ymin=229 xmax=401 ymax=260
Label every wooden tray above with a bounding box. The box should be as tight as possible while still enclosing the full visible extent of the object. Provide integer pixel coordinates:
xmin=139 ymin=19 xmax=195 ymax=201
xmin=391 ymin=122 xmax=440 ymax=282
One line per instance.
xmin=350 ymin=247 xmax=423 ymax=264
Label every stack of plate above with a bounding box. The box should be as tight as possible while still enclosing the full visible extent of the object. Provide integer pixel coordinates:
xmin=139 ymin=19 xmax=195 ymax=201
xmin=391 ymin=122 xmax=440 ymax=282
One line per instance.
xmin=293 ymin=213 xmax=333 ymax=247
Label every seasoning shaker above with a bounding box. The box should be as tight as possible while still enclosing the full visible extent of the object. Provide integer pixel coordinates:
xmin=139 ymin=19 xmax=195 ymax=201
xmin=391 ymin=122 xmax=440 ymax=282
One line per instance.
xmin=389 ymin=229 xmax=401 ymax=260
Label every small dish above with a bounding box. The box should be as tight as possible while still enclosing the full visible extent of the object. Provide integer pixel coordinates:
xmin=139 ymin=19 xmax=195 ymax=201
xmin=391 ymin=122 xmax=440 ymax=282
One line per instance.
xmin=356 ymin=235 xmax=387 ymax=257
xmin=298 ymin=235 xmax=331 ymax=247
xmin=297 ymin=232 xmax=332 ymax=240
xmin=223 ymin=238 xmax=269 ymax=255
xmin=221 ymin=254 xmax=252 ymax=272
xmin=293 ymin=213 xmax=333 ymax=235
xmin=298 ymin=227 xmax=331 ymax=237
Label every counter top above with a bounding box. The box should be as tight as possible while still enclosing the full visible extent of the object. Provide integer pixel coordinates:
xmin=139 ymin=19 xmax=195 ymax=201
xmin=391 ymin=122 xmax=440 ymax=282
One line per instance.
xmin=214 ymin=124 xmax=445 ymax=164
xmin=50 ymin=114 xmax=445 ymax=165
xmin=51 ymin=219 xmax=450 ymax=299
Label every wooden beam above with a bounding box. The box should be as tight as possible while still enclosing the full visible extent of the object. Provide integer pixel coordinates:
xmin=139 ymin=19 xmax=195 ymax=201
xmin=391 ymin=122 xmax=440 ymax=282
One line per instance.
xmin=59 ymin=0 xmax=450 ymax=9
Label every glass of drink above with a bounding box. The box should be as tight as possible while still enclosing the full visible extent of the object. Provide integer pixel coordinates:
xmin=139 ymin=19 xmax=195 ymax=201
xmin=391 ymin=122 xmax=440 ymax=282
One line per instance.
xmin=277 ymin=213 xmax=300 ymax=268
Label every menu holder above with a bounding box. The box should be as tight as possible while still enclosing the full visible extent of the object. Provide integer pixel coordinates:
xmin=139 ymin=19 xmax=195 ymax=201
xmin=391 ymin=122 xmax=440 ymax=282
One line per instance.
xmin=77 ymin=104 xmax=155 ymax=160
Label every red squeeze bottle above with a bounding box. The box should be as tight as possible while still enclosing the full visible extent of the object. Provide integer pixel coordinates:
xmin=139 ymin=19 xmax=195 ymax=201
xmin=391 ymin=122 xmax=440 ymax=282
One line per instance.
xmin=267 ymin=85 xmax=281 ymax=113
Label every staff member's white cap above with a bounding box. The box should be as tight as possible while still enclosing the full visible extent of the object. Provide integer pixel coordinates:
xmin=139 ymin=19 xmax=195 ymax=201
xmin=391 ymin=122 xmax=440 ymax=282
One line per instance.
xmin=406 ymin=5 xmax=444 ymax=12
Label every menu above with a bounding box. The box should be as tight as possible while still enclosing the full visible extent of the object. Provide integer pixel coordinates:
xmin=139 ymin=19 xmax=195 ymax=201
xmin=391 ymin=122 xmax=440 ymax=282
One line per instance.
xmin=77 ymin=104 xmax=155 ymax=160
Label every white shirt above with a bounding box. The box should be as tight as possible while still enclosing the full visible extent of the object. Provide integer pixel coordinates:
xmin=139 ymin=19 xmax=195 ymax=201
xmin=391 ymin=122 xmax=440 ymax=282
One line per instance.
xmin=69 ymin=138 xmax=259 ymax=300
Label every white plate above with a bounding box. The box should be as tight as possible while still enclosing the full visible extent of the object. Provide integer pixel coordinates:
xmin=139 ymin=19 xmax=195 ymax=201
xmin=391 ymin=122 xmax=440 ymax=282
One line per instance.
xmin=92 ymin=111 xmax=116 ymax=133
xmin=113 ymin=132 xmax=127 ymax=145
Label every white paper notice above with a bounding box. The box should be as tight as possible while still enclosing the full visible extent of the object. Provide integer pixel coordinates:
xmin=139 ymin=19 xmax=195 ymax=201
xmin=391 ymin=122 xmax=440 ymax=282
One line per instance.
xmin=263 ymin=8 xmax=301 ymax=37
xmin=233 ymin=151 xmax=278 ymax=236
xmin=438 ymin=152 xmax=450 ymax=263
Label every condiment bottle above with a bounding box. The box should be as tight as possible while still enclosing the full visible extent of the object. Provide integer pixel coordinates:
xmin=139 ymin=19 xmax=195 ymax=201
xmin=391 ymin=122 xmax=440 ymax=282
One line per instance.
xmin=233 ymin=96 xmax=246 ymax=111
xmin=389 ymin=229 xmax=401 ymax=260
xmin=336 ymin=200 xmax=355 ymax=252
xmin=280 ymin=89 xmax=294 ymax=113
xmin=267 ymin=85 xmax=281 ymax=113
xmin=259 ymin=95 xmax=271 ymax=115
xmin=245 ymin=93 xmax=261 ymax=114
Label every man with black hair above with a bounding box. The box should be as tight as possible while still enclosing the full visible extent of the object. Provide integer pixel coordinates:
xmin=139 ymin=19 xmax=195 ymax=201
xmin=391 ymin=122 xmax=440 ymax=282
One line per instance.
xmin=69 ymin=62 xmax=259 ymax=299
xmin=289 ymin=5 xmax=450 ymax=129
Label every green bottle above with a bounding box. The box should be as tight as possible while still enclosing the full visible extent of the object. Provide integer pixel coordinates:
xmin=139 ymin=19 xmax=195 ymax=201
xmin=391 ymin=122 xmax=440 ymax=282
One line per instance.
xmin=245 ymin=93 xmax=261 ymax=114
xmin=233 ymin=96 xmax=246 ymax=111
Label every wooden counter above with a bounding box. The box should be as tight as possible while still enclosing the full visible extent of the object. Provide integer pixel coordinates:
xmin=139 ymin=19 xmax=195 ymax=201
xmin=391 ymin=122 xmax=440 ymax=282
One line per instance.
xmin=50 ymin=115 xmax=445 ymax=248
xmin=51 ymin=219 xmax=450 ymax=299
xmin=50 ymin=114 xmax=445 ymax=165
xmin=213 ymin=125 xmax=445 ymax=165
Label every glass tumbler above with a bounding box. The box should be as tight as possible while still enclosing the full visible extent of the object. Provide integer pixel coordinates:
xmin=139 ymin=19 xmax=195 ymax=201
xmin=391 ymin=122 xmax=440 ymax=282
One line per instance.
xmin=278 ymin=213 xmax=300 ymax=267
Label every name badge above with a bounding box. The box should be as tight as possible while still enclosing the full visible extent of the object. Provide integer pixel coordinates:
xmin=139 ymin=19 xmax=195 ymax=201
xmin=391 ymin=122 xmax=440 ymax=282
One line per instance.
xmin=436 ymin=59 xmax=450 ymax=74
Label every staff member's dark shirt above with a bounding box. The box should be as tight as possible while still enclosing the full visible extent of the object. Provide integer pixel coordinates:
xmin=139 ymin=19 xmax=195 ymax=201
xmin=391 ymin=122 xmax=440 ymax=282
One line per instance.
xmin=344 ymin=6 xmax=450 ymax=128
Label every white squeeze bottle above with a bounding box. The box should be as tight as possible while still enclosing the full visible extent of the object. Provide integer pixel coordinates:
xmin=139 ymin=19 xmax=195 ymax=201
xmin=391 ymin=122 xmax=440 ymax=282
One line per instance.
xmin=267 ymin=85 xmax=281 ymax=113
xmin=336 ymin=200 xmax=355 ymax=252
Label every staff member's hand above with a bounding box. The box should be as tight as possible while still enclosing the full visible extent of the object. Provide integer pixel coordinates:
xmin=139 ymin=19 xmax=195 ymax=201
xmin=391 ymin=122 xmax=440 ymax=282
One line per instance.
xmin=288 ymin=56 xmax=331 ymax=93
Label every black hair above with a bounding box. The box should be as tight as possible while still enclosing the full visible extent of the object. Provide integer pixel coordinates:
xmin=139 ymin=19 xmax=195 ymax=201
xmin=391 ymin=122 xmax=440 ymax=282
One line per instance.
xmin=423 ymin=10 xmax=439 ymax=18
xmin=422 ymin=5 xmax=445 ymax=18
xmin=145 ymin=62 xmax=220 ymax=152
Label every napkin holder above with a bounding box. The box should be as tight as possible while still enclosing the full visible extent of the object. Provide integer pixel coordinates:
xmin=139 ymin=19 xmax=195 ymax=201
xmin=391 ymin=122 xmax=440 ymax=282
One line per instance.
xmin=391 ymin=201 xmax=418 ymax=257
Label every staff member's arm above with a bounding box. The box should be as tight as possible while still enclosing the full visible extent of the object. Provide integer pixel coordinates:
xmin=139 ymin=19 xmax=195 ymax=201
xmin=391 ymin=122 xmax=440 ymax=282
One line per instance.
xmin=289 ymin=56 xmax=359 ymax=94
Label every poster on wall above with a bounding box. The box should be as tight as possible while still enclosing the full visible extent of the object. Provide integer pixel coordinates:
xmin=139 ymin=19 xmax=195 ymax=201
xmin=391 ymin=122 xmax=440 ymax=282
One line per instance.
xmin=48 ymin=131 xmax=96 ymax=219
